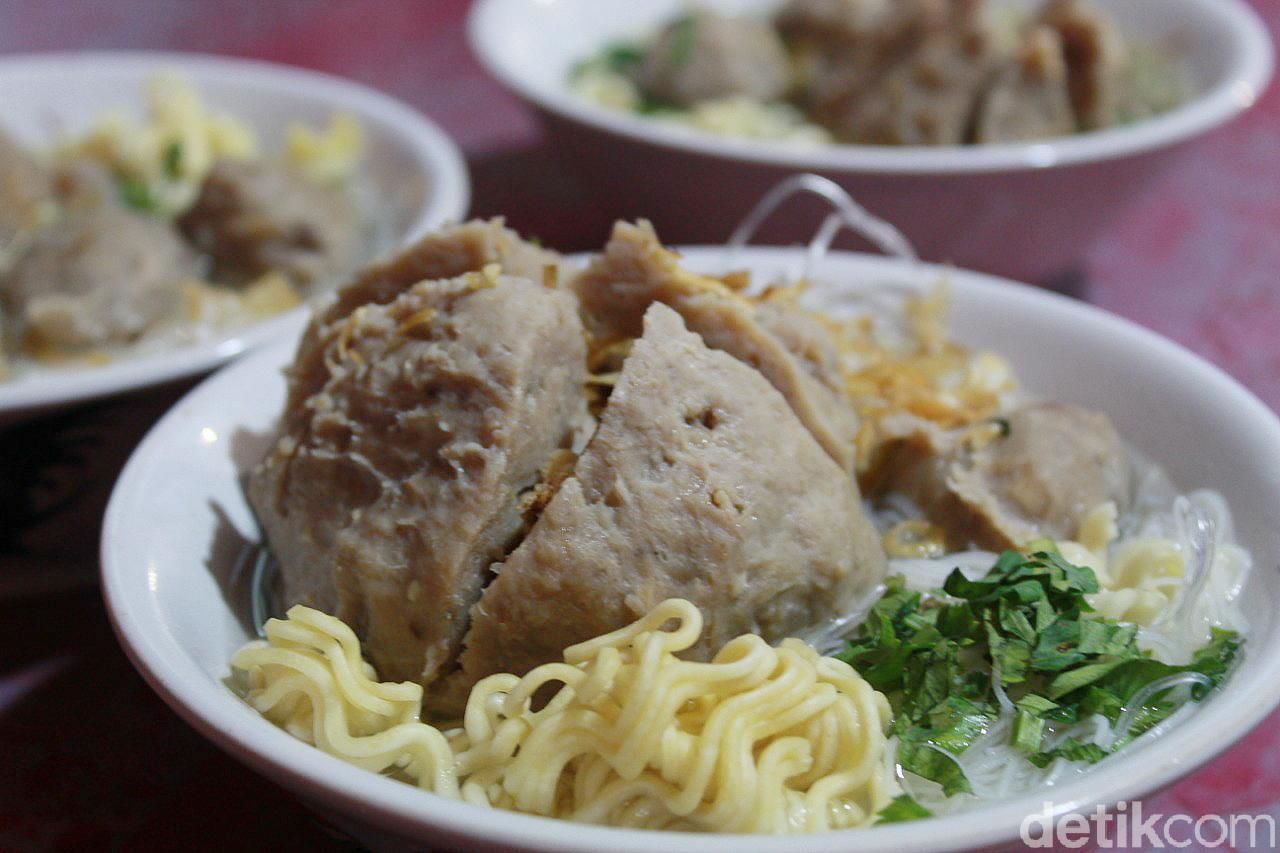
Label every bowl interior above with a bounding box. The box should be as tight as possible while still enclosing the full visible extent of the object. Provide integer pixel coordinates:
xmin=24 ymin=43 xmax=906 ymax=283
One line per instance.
xmin=470 ymin=0 xmax=1272 ymax=171
xmin=102 ymin=249 xmax=1280 ymax=853
xmin=0 ymin=51 xmax=470 ymax=419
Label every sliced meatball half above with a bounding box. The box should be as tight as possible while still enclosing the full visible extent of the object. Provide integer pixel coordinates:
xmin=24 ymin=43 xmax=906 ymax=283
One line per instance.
xmin=573 ymin=220 xmax=859 ymax=472
xmin=284 ymin=218 xmax=568 ymax=439
xmin=438 ymin=303 xmax=887 ymax=715
xmin=248 ymin=267 xmax=590 ymax=697
xmin=313 ymin=217 xmax=564 ymax=330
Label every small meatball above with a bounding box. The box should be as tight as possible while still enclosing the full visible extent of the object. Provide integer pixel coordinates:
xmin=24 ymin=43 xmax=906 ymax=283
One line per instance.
xmin=1040 ymin=0 xmax=1129 ymax=130
xmin=638 ymin=10 xmax=790 ymax=106
xmin=2 ymin=206 xmax=194 ymax=351
xmin=179 ymin=160 xmax=358 ymax=288
xmin=0 ymin=130 xmax=51 ymax=264
xmin=874 ymin=402 xmax=1131 ymax=550
xmin=573 ymin=220 xmax=859 ymax=472
xmin=974 ymin=26 xmax=1076 ymax=143
xmin=445 ymin=303 xmax=886 ymax=708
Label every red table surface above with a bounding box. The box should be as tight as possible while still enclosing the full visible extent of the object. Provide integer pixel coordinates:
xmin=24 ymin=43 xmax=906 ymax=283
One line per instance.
xmin=2 ymin=1 xmax=1279 ymax=850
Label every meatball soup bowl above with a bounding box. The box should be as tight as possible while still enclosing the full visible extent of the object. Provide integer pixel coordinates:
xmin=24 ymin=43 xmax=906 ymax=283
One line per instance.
xmin=0 ymin=51 xmax=469 ymax=422
xmin=469 ymin=0 xmax=1272 ymax=283
xmin=103 ymin=240 xmax=1280 ymax=852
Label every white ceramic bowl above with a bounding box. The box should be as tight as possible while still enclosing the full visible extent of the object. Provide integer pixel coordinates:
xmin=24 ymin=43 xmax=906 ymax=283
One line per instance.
xmin=469 ymin=0 xmax=1273 ymax=283
xmin=103 ymin=247 xmax=1280 ymax=852
xmin=0 ymin=51 xmax=470 ymax=423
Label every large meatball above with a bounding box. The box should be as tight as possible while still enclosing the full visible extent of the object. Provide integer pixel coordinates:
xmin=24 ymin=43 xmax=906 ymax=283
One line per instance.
xmin=574 ymin=220 xmax=859 ymax=472
xmin=249 ymin=221 xmax=590 ymax=697
xmin=444 ymin=303 xmax=886 ymax=712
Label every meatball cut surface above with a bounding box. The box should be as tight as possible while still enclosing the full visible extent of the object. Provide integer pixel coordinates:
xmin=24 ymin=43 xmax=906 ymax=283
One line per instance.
xmin=442 ymin=303 xmax=886 ymax=715
xmin=574 ymin=220 xmax=859 ymax=473
xmin=873 ymin=401 xmax=1131 ymax=550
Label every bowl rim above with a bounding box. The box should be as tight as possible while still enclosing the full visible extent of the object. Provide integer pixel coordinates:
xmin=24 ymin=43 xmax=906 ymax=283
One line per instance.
xmin=467 ymin=0 xmax=1274 ymax=175
xmin=101 ymin=246 xmax=1280 ymax=853
xmin=0 ymin=49 xmax=471 ymax=421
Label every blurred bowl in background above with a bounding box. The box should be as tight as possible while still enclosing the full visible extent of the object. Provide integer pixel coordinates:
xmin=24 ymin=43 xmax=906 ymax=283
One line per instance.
xmin=469 ymin=0 xmax=1273 ymax=284
xmin=0 ymin=51 xmax=470 ymax=423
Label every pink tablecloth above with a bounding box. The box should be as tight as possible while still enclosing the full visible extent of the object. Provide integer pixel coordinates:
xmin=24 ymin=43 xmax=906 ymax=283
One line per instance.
xmin=2 ymin=2 xmax=1279 ymax=850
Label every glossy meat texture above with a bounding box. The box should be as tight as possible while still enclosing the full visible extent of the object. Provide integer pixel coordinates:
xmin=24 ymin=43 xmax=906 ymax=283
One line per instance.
xmin=0 ymin=130 xmax=50 ymax=266
xmin=1040 ymin=0 xmax=1128 ymax=130
xmin=445 ymin=304 xmax=886 ymax=712
xmin=573 ymin=220 xmax=858 ymax=472
xmin=2 ymin=205 xmax=195 ymax=351
xmin=974 ymin=26 xmax=1076 ymax=144
xmin=179 ymin=159 xmax=359 ymax=287
xmin=874 ymin=402 xmax=1130 ymax=550
xmin=248 ymin=255 xmax=589 ymax=700
xmin=638 ymin=10 xmax=791 ymax=107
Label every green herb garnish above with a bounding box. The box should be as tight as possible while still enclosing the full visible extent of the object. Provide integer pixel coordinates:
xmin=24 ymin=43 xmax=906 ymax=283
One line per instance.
xmin=876 ymin=794 xmax=934 ymax=824
xmin=601 ymin=41 xmax=644 ymax=74
xmin=163 ymin=140 xmax=184 ymax=179
xmin=838 ymin=550 xmax=1241 ymax=795
xmin=116 ymin=175 xmax=158 ymax=212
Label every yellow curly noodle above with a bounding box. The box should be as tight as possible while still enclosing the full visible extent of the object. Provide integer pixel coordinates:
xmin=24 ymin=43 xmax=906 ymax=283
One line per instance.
xmin=286 ymin=113 xmax=364 ymax=184
xmin=66 ymin=74 xmax=259 ymax=216
xmin=1054 ymin=502 xmax=1186 ymax=627
xmin=232 ymin=599 xmax=898 ymax=834
xmin=64 ymin=73 xmax=363 ymax=216
xmin=231 ymin=606 xmax=460 ymax=796
xmin=571 ymin=62 xmax=831 ymax=145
